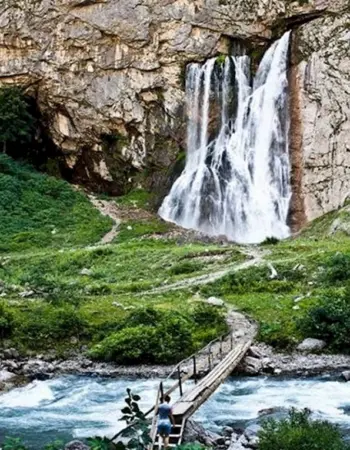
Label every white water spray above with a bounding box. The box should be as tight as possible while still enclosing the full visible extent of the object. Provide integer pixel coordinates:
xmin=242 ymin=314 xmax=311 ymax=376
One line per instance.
xmin=159 ymin=32 xmax=291 ymax=244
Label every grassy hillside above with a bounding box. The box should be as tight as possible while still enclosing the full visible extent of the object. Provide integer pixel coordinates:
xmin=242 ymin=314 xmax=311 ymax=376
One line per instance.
xmin=1 ymin=155 xmax=350 ymax=360
xmin=0 ymin=155 xmax=112 ymax=252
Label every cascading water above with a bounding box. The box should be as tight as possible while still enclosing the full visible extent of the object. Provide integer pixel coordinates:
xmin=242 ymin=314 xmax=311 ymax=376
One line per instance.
xmin=159 ymin=32 xmax=291 ymax=244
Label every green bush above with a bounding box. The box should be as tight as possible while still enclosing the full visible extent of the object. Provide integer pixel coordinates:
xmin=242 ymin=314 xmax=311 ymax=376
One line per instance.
xmin=89 ymin=304 xmax=229 ymax=364
xmin=0 ymin=302 xmax=14 ymax=339
xmin=191 ymin=303 xmax=224 ymax=328
xmin=16 ymin=304 xmax=89 ymax=344
xmin=127 ymin=306 xmax=162 ymax=327
xmin=259 ymin=321 xmax=296 ymax=349
xmin=298 ymin=289 xmax=350 ymax=351
xmin=169 ymin=261 xmax=204 ymax=275
xmin=322 ymin=253 xmax=350 ymax=284
xmin=89 ymin=325 xmax=157 ymax=363
xmin=89 ymin=313 xmax=194 ymax=364
xmin=258 ymin=408 xmax=350 ymax=450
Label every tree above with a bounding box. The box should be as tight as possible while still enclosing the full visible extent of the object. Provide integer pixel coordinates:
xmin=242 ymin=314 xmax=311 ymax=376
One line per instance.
xmin=0 ymin=85 xmax=35 ymax=153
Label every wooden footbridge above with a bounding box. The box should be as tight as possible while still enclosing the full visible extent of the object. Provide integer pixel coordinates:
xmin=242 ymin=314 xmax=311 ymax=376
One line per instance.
xmin=146 ymin=312 xmax=257 ymax=450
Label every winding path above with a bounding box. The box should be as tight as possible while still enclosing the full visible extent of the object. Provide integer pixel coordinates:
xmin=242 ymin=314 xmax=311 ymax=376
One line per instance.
xmin=142 ymin=247 xmax=267 ymax=295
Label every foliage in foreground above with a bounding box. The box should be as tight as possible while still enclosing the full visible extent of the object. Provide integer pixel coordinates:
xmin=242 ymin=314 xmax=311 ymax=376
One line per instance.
xmin=258 ymin=408 xmax=350 ymax=450
xmin=0 ymin=154 xmax=112 ymax=252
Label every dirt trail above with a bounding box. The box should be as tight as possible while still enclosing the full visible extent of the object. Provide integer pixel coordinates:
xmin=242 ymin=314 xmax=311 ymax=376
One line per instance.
xmin=179 ymin=307 xmax=258 ymax=377
xmin=88 ymin=195 xmax=121 ymax=244
xmin=142 ymin=246 xmax=267 ymax=295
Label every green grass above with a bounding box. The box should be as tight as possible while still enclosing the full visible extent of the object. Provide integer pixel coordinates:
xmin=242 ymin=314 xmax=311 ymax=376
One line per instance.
xmin=0 ymin=155 xmax=112 ymax=253
xmin=115 ymin=188 xmax=154 ymax=209
xmin=2 ymin=155 xmax=350 ymax=358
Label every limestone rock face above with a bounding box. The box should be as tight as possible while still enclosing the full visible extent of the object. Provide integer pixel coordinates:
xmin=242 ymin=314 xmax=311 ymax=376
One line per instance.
xmin=1 ymin=0 xmax=350 ymax=215
xmin=295 ymin=7 xmax=350 ymax=220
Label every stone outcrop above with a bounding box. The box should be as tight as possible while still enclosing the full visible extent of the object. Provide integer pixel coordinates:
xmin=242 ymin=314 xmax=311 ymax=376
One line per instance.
xmin=293 ymin=6 xmax=350 ymax=220
xmin=0 ymin=0 xmax=349 ymax=216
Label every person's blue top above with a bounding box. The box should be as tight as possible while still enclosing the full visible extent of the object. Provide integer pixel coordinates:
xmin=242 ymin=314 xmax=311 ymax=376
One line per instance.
xmin=158 ymin=402 xmax=172 ymax=420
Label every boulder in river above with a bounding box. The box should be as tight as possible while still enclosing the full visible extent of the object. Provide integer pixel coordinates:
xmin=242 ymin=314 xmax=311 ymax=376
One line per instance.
xmin=241 ymin=356 xmax=263 ymax=375
xmin=183 ymin=419 xmax=222 ymax=447
xmin=0 ymin=369 xmax=16 ymax=382
xmin=342 ymin=370 xmax=350 ymax=381
xmin=296 ymin=338 xmax=326 ymax=353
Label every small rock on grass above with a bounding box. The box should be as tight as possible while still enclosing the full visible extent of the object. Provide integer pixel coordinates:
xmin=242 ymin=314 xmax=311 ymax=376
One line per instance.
xmin=206 ymin=297 xmax=225 ymax=307
xmin=80 ymin=268 xmax=92 ymax=276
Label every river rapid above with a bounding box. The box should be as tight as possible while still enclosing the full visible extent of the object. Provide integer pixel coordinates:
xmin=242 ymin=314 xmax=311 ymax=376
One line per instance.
xmin=0 ymin=375 xmax=350 ymax=448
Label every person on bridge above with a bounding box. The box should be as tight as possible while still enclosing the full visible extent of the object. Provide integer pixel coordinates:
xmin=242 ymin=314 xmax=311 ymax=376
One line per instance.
xmin=157 ymin=394 xmax=175 ymax=449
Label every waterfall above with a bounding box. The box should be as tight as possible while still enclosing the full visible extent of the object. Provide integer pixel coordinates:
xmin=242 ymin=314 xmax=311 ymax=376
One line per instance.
xmin=159 ymin=32 xmax=291 ymax=244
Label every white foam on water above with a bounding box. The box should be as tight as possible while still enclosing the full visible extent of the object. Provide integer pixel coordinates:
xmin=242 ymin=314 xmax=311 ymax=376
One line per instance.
xmin=1 ymin=375 xmax=350 ymax=448
xmin=159 ymin=32 xmax=291 ymax=244
xmin=194 ymin=376 xmax=350 ymax=431
xmin=0 ymin=380 xmax=54 ymax=408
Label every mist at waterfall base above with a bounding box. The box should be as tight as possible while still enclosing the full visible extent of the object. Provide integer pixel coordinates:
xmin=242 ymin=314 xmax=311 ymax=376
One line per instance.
xmin=1 ymin=376 xmax=350 ymax=448
xmin=159 ymin=32 xmax=291 ymax=244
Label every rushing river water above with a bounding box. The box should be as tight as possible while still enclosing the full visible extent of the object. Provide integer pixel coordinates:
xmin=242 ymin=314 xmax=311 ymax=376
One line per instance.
xmin=0 ymin=375 xmax=350 ymax=448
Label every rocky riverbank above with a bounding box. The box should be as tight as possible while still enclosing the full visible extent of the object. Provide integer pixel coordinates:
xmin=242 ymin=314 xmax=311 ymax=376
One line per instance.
xmin=1 ymin=342 xmax=350 ymax=393
xmin=240 ymin=343 xmax=350 ymax=377
xmin=183 ymin=418 xmax=262 ymax=450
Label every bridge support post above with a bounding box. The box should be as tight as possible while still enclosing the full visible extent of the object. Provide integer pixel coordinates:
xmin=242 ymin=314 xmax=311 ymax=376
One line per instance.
xmin=230 ymin=333 xmax=233 ymax=350
xmin=193 ymin=356 xmax=197 ymax=384
xmin=220 ymin=336 xmax=223 ymax=360
xmin=178 ymin=366 xmax=183 ymax=396
xmin=160 ymin=382 xmax=164 ymax=401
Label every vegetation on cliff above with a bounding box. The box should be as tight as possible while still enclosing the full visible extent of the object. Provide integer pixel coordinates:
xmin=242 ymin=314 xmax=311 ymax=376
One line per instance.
xmin=0 ymin=154 xmax=112 ymax=253
xmin=0 ymin=86 xmax=35 ymax=155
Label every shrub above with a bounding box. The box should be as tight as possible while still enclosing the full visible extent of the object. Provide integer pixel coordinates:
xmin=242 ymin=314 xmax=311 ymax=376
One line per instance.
xmin=169 ymin=261 xmax=204 ymax=275
xmin=127 ymin=306 xmax=162 ymax=327
xmin=0 ymin=302 xmax=14 ymax=339
xmin=322 ymin=253 xmax=350 ymax=284
xmin=17 ymin=305 xmax=89 ymax=344
xmin=259 ymin=321 xmax=295 ymax=349
xmin=258 ymin=408 xmax=350 ymax=450
xmin=2 ymin=437 xmax=27 ymax=450
xmin=90 ymin=314 xmax=194 ymax=364
xmin=298 ymin=289 xmax=350 ymax=351
xmin=191 ymin=303 xmax=224 ymax=328
xmin=89 ymin=325 xmax=158 ymax=363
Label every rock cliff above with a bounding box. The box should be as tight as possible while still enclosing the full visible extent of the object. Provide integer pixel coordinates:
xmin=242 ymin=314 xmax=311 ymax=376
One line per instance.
xmin=0 ymin=0 xmax=349 ymax=219
xmin=293 ymin=6 xmax=350 ymax=220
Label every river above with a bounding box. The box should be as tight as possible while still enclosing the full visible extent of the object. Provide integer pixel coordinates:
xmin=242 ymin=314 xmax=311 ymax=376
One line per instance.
xmin=0 ymin=375 xmax=349 ymax=448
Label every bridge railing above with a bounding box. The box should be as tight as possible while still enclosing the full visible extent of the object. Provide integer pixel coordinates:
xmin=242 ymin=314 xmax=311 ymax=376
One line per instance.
xmin=147 ymin=329 xmax=235 ymax=414
xmin=146 ymin=329 xmax=236 ymax=449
